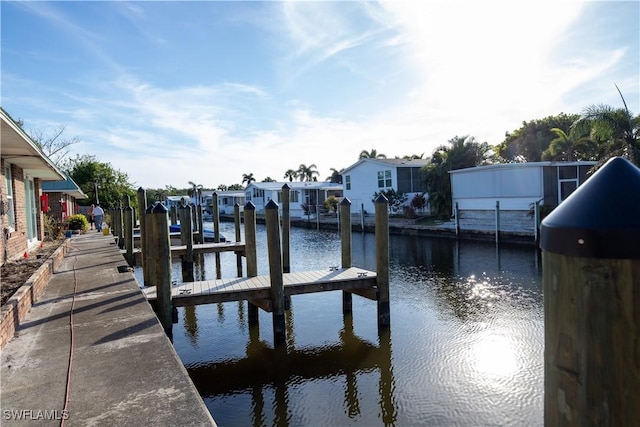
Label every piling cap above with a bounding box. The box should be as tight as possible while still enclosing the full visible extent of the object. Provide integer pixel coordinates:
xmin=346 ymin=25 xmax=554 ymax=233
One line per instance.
xmin=151 ymin=202 xmax=168 ymax=214
xmin=340 ymin=197 xmax=352 ymax=206
xmin=244 ymin=201 xmax=256 ymax=210
xmin=265 ymin=199 xmax=279 ymax=210
xmin=540 ymin=157 xmax=640 ymax=259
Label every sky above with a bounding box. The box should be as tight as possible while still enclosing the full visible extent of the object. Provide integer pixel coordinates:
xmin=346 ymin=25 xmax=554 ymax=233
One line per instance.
xmin=2 ymin=1 xmax=638 ymax=190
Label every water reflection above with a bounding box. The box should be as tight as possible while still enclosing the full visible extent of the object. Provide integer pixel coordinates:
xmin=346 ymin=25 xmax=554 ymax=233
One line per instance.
xmin=187 ymin=311 xmax=397 ymax=427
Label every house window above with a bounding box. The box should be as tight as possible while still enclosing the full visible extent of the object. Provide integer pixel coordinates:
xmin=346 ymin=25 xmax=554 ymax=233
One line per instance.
xmin=377 ymin=170 xmax=392 ymax=188
xmin=4 ymin=164 xmax=15 ymax=230
xmin=245 ymin=191 xmax=251 ymax=202
xmin=558 ymin=165 xmax=579 ymax=203
xmin=291 ymin=191 xmax=299 ymax=203
xmin=253 ymin=188 xmax=264 ymax=198
xmin=345 ymin=175 xmax=351 ymax=190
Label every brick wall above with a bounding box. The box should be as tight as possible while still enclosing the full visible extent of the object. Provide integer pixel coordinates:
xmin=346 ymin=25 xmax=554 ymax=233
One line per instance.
xmin=1 ymin=163 xmax=28 ymax=264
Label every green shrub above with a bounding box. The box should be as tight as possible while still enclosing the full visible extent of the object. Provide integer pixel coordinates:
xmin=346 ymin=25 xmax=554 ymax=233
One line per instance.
xmin=66 ymin=214 xmax=89 ymax=231
xmin=323 ymin=195 xmax=339 ymax=212
xmin=43 ymin=213 xmax=64 ymax=240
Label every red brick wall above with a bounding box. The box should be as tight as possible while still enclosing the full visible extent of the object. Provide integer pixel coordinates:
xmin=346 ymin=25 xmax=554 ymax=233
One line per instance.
xmin=1 ymin=162 xmax=28 ymax=265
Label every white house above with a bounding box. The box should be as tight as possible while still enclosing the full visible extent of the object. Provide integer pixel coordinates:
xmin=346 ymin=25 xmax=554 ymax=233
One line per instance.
xmin=244 ymin=181 xmax=342 ymax=218
xmin=340 ymin=158 xmax=428 ymax=214
xmin=450 ymin=161 xmax=596 ymax=232
xmin=202 ymin=190 xmax=245 ymax=215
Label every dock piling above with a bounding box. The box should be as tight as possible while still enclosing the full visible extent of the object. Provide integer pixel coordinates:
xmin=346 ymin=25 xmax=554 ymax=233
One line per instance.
xmin=244 ymin=202 xmax=259 ymax=325
xmin=197 ymin=204 xmax=204 ymax=244
xmin=178 ymin=202 xmax=194 ymax=283
xmin=234 ymin=203 xmax=243 ymax=277
xmin=123 ymin=195 xmax=134 ymax=267
xmin=340 ymin=198 xmax=353 ymax=314
xmin=540 ymin=157 xmax=640 ymax=426
xmin=136 ymin=187 xmax=150 ymax=286
xmin=265 ymin=200 xmax=286 ymax=345
xmin=375 ymin=195 xmax=390 ymax=330
xmin=149 ymin=202 xmax=173 ymax=334
xmin=212 ymin=192 xmax=221 ymax=279
xmin=282 ymin=184 xmax=291 ymax=274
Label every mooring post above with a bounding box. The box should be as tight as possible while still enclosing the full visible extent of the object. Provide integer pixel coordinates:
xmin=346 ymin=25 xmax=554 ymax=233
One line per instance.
xmin=196 ymin=204 xmax=204 ymax=244
xmin=361 ymin=203 xmax=365 ymax=232
xmin=340 ymin=198 xmax=353 ymax=314
xmin=316 ymin=204 xmax=320 ymax=230
xmin=281 ymin=184 xmax=291 ymax=274
xmin=178 ymin=202 xmax=194 ymax=283
xmin=169 ymin=205 xmax=177 ymax=225
xmin=495 ymin=200 xmax=500 ymax=244
xmin=144 ymin=205 xmax=155 ymax=286
xmin=136 ymin=188 xmax=149 ymax=286
xmin=212 ymin=192 xmax=221 ymax=279
xmin=375 ymin=194 xmax=390 ymax=330
xmin=234 ymin=203 xmax=243 ymax=277
xmin=455 ymin=202 xmax=460 ymax=237
xmin=149 ymin=202 xmax=173 ymax=334
xmin=265 ymin=200 xmax=286 ymax=344
xmin=114 ymin=205 xmax=123 ymax=249
xmin=540 ymin=157 xmax=640 ymax=426
xmin=123 ymin=195 xmax=134 ymax=267
xmin=244 ymin=202 xmax=259 ymax=325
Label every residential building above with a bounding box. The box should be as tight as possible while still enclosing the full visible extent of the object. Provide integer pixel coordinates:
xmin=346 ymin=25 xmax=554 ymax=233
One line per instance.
xmin=1 ymin=108 xmax=66 ymax=264
xmin=41 ymin=172 xmax=88 ymax=222
xmin=450 ymin=161 xmax=596 ymax=233
xmin=340 ymin=158 xmax=428 ymax=214
xmin=244 ymin=181 xmax=342 ymax=217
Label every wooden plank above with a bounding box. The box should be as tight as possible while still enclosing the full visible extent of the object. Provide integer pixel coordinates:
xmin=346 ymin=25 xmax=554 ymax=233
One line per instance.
xmin=142 ymin=267 xmax=377 ymax=307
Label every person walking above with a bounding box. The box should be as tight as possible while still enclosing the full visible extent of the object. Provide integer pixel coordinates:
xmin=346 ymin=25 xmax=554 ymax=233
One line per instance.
xmin=87 ymin=204 xmax=95 ymax=229
xmin=93 ymin=204 xmax=105 ymax=232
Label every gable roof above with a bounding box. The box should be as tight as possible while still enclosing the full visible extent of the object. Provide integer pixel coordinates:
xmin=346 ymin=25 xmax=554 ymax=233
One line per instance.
xmin=246 ymin=181 xmax=342 ymax=191
xmin=1 ymin=108 xmax=66 ymax=181
xmin=42 ymin=172 xmax=88 ymax=199
xmin=340 ymin=158 xmax=429 ymax=175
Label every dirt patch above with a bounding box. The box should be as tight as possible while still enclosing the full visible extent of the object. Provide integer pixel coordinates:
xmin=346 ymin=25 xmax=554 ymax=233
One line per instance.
xmin=1 ymin=239 xmax=65 ymax=306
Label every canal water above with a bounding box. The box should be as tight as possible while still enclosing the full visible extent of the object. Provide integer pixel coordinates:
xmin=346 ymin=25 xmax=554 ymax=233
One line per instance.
xmin=136 ymin=222 xmax=543 ymax=426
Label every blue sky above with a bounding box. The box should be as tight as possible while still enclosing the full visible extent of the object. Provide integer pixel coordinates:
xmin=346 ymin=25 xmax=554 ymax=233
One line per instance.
xmin=2 ymin=1 xmax=638 ymax=189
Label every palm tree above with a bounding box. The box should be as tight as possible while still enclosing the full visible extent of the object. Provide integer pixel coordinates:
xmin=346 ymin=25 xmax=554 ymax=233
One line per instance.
xmin=574 ymin=85 xmax=640 ymax=166
xmin=283 ymin=169 xmax=298 ymax=182
xmin=241 ymin=173 xmax=255 ymax=187
xmin=359 ymin=148 xmax=387 ymax=159
xmin=297 ymin=163 xmax=319 ymax=182
xmin=262 ymin=177 xmax=276 ymax=182
xmin=326 ymin=168 xmax=342 ymax=183
xmin=545 ymin=127 xmax=597 ymax=161
xmin=402 ymin=153 xmax=425 ymax=160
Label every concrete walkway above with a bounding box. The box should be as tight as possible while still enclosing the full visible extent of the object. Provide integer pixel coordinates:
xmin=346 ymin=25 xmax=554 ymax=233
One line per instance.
xmin=1 ymin=233 xmax=216 ymax=426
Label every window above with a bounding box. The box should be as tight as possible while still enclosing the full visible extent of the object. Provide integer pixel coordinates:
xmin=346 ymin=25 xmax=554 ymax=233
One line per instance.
xmin=245 ymin=191 xmax=251 ymax=201
xmin=558 ymin=165 xmax=579 ymax=203
xmin=253 ymin=188 xmax=264 ymax=198
xmin=291 ymin=191 xmax=299 ymax=203
xmin=377 ymin=170 xmax=392 ymax=188
xmin=4 ymin=164 xmax=15 ymax=230
xmin=345 ymin=175 xmax=351 ymax=190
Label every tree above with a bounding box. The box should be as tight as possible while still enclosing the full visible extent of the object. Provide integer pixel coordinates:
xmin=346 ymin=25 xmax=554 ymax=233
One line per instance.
xmin=217 ymin=184 xmax=228 ymax=191
xmin=371 ymin=189 xmax=407 ymax=213
xmin=242 ymin=173 xmax=256 ymax=186
xmin=541 ymin=127 xmax=595 ymax=161
xmin=284 ymin=169 xmax=298 ymax=182
xmin=262 ymin=177 xmax=276 ymax=182
xmin=411 ymin=193 xmax=427 ymax=214
xmin=297 ymin=163 xmax=319 ymax=182
xmin=496 ymin=113 xmax=580 ymax=162
xmin=402 ymin=153 xmax=425 ymax=160
xmin=228 ymin=184 xmax=244 ymax=191
xmin=422 ymin=135 xmax=490 ymax=218
xmin=574 ymin=86 xmax=640 ymax=167
xmin=65 ymin=154 xmax=135 ymax=208
xmin=359 ymin=148 xmax=386 ymax=159
xmin=30 ymin=124 xmax=79 ymax=166
xmin=326 ymin=168 xmax=342 ymax=183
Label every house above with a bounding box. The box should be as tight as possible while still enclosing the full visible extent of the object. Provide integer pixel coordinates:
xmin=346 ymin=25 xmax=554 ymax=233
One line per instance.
xmin=41 ymin=172 xmax=88 ymax=222
xmin=244 ymin=181 xmax=342 ymax=218
xmin=1 ymin=108 xmax=66 ymax=264
xmin=202 ymin=190 xmax=245 ymax=216
xmin=340 ymin=158 xmax=429 ymax=214
xmin=449 ymin=161 xmax=596 ymax=233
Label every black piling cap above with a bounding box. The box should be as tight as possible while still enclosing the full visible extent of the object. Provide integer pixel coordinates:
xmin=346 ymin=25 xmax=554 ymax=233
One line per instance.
xmin=340 ymin=197 xmax=352 ymax=206
xmin=244 ymin=201 xmax=256 ymax=210
xmin=540 ymin=157 xmax=640 ymax=259
xmin=282 ymin=183 xmax=290 ymax=190
xmin=152 ymin=202 xmax=168 ymax=214
xmin=375 ymin=194 xmax=389 ymax=204
xmin=265 ymin=199 xmax=279 ymax=210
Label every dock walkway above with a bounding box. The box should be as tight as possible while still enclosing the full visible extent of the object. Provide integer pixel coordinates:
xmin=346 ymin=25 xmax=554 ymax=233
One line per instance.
xmin=0 ymin=233 xmax=215 ymax=426
xmin=143 ymin=267 xmax=377 ymax=307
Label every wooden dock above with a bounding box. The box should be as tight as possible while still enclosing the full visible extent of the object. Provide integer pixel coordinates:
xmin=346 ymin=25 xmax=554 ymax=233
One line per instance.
xmin=127 ymin=241 xmax=246 ymax=263
xmin=143 ymin=267 xmax=377 ymax=307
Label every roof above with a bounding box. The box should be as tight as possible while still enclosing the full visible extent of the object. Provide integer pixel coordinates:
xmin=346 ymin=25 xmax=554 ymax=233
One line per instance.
xmin=42 ymin=171 xmax=88 ymax=199
xmin=1 ymin=108 xmax=66 ymax=181
xmin=449 ymin=161 xmax=597 ymax=175
xmin=246 ymin=181 xmax=342 ymax=191
xmin=340 ymin=158 xmax=429 ymax=175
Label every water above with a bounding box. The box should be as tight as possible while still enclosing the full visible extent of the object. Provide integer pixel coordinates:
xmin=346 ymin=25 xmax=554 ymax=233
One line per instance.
xmin=135 ymin=222 xmax=543 ymax=426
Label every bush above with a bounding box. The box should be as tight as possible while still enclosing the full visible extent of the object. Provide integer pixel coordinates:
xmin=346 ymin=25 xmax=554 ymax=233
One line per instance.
xmin=66 ymin=214 xmax=89 ymax=231
xmin=43 ymin=214 xmax=64 ymax=240
xmin=323 ymin=195 xmax=339 ymax=213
